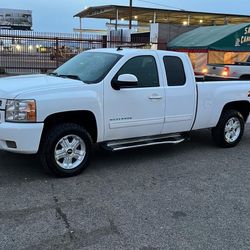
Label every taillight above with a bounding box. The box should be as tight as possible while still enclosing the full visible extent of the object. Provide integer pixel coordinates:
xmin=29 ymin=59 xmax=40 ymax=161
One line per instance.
xmin=202 ymin=67 xmax=208 ymax=75
xmin=222 ymin=66 xmax=230 ymax=77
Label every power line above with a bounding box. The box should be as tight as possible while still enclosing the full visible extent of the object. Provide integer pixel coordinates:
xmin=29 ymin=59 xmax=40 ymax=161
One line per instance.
xmin=135 ymin=0 xmax=186 ymax=11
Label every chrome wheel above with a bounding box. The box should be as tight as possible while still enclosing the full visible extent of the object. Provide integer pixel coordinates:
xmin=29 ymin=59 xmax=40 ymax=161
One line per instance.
xmin=54 ymin=134 xmax=86 ymax=170
xmin=224 ymin=117 xmax=241 ymax=143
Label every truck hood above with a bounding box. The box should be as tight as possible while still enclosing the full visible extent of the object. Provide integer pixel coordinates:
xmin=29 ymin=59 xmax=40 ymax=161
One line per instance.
xmin=0 ymin=74 xmax=84 ymax=99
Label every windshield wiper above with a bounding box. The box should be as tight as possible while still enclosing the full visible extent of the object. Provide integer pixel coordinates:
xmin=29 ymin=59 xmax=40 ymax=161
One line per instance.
xmin=48 ymin=72 xmax=59 ymax=77
xmin=48 ymin=72 xmax=82 ymax=81
xmin=57 ymin=74 xmax=82 ymax=81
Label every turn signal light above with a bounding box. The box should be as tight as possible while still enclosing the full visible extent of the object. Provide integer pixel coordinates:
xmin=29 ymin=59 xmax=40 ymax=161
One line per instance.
xmin=222 ymin=66 xmax=230 ymax=77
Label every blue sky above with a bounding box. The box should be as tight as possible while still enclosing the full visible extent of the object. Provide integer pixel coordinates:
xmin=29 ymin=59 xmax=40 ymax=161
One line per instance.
xmin=1 ymin=0 xmax=250 ymax=32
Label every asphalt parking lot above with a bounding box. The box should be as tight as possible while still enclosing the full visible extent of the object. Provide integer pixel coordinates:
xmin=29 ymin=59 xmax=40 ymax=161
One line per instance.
xmin=0 ymin=126 xmax=250 ymax=250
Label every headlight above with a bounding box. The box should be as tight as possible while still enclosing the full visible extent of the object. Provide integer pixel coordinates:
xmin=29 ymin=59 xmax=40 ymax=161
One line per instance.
xmin=5 ymin=99 xmax=36 ymax=122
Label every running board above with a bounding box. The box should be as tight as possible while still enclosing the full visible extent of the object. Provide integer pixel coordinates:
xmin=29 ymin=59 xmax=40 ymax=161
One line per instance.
xmin=101 ymin=134 xmax=186 ymax=152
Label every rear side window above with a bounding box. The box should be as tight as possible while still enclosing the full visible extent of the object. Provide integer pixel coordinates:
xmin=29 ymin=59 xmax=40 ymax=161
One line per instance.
xmin=114 ymin=56 xmax=159 ymax=88
xmin=163 ymin=56 xmax=186 ymax=86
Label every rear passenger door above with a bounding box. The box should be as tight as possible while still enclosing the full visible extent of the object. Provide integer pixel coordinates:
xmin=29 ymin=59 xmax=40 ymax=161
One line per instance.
xmin=161 ymin=55 xmax=197 ymax=134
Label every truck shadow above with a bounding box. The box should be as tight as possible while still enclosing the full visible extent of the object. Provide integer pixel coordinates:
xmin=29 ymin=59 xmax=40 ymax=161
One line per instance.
xmin=0 ymin=152 xmax=46 ymax=184
xmin=0 ymin=129 xmax=226 ymax=181
xmin=89 ymin=129 xmax=215 ymax=172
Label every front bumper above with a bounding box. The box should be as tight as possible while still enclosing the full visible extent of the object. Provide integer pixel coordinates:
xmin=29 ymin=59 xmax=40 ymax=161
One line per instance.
xmin=0 ymin=113 xmax=44 ymax=154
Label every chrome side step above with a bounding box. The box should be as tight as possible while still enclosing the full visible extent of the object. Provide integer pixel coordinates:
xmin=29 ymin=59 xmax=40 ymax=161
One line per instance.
xmin=101 ymin=134 xmax=186 ymax=152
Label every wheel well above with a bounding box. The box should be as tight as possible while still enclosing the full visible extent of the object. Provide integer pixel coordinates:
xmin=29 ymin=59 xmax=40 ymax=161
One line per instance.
xmin=42 ymin=111 xmax=98 ymax=142
xmin=240 ymin=75 xmax=250 ymax=80
xmin=222 ymin=101 xmax=250 ymax=121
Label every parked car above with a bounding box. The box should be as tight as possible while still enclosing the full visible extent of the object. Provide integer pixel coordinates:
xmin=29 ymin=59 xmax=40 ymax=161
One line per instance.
xmin=204 ymin=55 xmax=250 ymax=79
xmin=0 ymin=48 xmax=250 ymax=177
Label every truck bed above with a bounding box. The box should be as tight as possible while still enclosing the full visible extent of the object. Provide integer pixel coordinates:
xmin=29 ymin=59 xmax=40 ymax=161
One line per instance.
xmin=193 ymin=80 xmax=250 ymax=130
xmin=196 ymin=75 xmax=241 ymax=82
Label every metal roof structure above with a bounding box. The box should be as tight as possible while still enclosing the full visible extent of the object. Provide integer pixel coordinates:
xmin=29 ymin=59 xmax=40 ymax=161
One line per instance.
xmin=74 ymin=5 xmax=250 ymax=26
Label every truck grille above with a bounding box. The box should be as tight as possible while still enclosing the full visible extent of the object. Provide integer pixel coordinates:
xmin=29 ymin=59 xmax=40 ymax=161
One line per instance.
xmin=0 ymin=99 xmax=5 ymax=110
xmin=0 ymin=111 xmax=4 ymax=123
xmin=0 ymin=99 xmax=5 ymax=123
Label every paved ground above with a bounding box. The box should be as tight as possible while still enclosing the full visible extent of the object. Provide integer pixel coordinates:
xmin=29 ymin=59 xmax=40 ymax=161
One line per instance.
xmin=1 ymin=53 xmax=56 ymax=65
xmin=0 ymin=53 xmax=60 ymax=74
xmin=0 ymin=126 xmax=250 ymax=250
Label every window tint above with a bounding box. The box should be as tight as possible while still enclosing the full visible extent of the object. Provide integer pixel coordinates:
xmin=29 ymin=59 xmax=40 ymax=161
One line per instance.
xmin=115 ymin=56 xmax=159 ymax=88
xmin=163 ymin=56 xmax=186 ymax=86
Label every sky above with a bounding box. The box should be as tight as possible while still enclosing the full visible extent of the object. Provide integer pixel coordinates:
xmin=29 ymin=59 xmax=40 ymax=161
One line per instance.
xmin=1 ymin=0 xmax=250 ymax=32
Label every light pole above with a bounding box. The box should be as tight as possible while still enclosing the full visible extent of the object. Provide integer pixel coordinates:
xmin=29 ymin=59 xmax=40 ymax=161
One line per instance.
xmin=129 ymin=0 xmax=132 ymax=30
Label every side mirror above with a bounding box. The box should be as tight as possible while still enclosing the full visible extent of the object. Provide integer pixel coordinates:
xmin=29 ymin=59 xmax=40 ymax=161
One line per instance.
xmin=112 ymin=74 xmax=138 ymax=90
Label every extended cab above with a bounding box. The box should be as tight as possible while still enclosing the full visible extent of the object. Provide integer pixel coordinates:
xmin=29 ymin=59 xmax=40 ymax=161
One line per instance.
xmin=0 ymin=48 xmax=250 ymax=177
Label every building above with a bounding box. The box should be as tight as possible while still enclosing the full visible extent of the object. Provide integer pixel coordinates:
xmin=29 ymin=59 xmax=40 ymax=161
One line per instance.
xmin=74 ymin=5 xmax=250 ymax=28
xmin=0 ymin=8 xmax=32 ymax=31
xmin=74 ymin=5 xmax=250 ymax=49
xmin=74 ymin=5 xmax=250 ymax=69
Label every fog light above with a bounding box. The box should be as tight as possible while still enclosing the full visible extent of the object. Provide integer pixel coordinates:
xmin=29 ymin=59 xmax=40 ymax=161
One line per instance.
xmin=6 ymin=140 xmax=17 ymax=149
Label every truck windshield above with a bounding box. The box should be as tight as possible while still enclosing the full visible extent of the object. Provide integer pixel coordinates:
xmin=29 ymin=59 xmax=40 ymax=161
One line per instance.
xmin=53 ymin=52 xmax=122 ymax=83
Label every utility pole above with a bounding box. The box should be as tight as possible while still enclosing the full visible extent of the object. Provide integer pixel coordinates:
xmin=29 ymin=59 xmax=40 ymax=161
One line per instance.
xmin=129 ymin=0 xmax=132 ymax=30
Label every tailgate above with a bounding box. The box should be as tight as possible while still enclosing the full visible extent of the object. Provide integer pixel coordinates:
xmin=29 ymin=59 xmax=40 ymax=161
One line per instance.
xmin=207 ymin=64 xmax=225 ymax=76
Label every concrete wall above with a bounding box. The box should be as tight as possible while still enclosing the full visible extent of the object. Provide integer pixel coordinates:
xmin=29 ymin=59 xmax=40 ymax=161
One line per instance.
xmin=150 ymin=23 xmax=199 ymax=50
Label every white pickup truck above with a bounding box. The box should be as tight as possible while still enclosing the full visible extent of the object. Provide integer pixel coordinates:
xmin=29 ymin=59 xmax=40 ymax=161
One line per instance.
xmin=0 ymin=49 xmax=250 ymax=177
xmin=205 ymin=55 xmax=250 ymax=80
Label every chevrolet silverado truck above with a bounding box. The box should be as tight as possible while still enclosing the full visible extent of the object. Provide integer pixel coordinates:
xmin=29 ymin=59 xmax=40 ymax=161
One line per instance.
xmin=0 ymin=48 xmax=250 ymax=177
xmin=205 ymin=55 xmax=250 ymax=79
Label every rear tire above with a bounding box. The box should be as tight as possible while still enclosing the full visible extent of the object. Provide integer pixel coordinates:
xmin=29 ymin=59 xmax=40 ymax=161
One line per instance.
xmin=39 ymin=123 xmax=92 ymax=177
xmin=212 ymin=110 xmax=244 ymax=148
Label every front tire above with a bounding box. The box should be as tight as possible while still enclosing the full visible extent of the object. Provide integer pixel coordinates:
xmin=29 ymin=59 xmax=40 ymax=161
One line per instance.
xmin=212 ymin=110 xmax=245 ymax=148
xmin=39 ymin=123 xmax=92 ymax=177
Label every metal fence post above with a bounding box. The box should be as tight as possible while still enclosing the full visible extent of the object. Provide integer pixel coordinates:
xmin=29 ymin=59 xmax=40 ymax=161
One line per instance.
xmin=102 ymin=35 xmax=107 ymax=48
xmin=120 ymin=29 xmax=123 ymax=45
xmin=55 ymin=37 xmax=59 ymax=68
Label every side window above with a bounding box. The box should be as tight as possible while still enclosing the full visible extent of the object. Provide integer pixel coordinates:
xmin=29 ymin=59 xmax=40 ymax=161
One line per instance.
xmin=114 ymin=56 xmax=159 ymax=88
xmin=163 ymin=56 xmax=186 ymax=86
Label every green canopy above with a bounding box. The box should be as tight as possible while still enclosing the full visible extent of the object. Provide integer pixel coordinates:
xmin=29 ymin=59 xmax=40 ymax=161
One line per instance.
xmin=168 ymin=23 xmax=250 ymax=52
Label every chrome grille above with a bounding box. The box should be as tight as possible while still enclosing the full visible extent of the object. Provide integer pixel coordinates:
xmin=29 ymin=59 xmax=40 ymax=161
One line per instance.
xmin=0 ymin=111 xmax=4 ymax=123
xmin=0 ymin=99 xmax=6 ymax=123
xmin=0 ymin=99 xmax=6 ymax=110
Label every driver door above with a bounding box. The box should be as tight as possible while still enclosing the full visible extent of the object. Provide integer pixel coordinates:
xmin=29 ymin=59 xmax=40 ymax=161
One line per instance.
xmin=103 ymin=53 xmax=165 ymax=141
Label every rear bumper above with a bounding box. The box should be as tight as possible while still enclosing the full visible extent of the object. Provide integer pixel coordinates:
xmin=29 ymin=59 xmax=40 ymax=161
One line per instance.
xmin=0 ymin=121 xmax=44 ymax=154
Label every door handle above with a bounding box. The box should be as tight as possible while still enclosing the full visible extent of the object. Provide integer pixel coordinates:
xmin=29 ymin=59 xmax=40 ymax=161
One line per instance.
xmin=149 ymin=95 xmax=163 ymax=100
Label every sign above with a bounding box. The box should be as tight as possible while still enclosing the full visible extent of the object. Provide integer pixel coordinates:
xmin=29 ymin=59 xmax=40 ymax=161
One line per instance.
xmin=0 ymin=8 xmax=32 ymax=30
xmin=235 ymin=26 xmax=250 ymax=47
xmin=240 ymin=26 xmax=250 ymax=44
